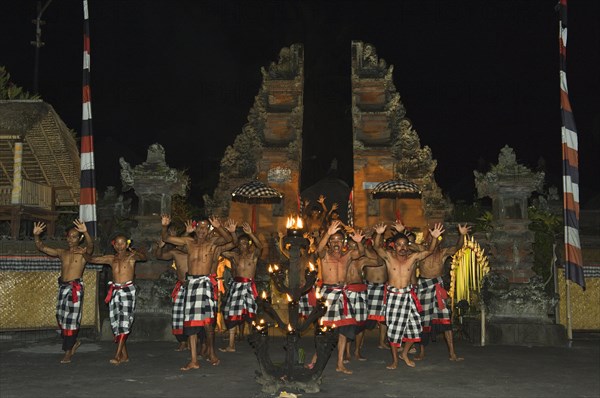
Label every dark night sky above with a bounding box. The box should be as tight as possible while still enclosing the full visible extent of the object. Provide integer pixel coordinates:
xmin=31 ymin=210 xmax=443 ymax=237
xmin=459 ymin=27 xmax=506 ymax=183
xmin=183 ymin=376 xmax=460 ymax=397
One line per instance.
xmin=2 ymin=0 xmax=599 ymax=208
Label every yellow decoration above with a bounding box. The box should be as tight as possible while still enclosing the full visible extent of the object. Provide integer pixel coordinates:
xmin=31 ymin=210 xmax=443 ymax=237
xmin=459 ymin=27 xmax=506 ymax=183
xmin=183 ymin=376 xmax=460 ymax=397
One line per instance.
xmin=449 ymin=235 xmax=490 ymax=315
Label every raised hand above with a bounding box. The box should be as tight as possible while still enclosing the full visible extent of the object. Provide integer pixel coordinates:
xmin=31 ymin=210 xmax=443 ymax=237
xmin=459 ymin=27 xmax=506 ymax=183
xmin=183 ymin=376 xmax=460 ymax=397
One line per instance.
xmin=73 ymin=219 xmax=87 ymax=233
xmin=185 ymin=220 xmax=194 ymax=234
xmin=458 ymin=223 xmax=472 ymax=236
xmin=161 ymin=214 xmax=171 ymax=227
xmin=351 ymin=229 xmax=365 ymax=243
xmin=242 ymin=222 xmax=252 ymax=234
xmin=392 ymin=220 xmax=405 ymax=233
xmin=317 ymin=195 xmax=326 ymax=204
xmin=331 ymin=202 xmax=338 ymax=211
xmin=374 ymin=222 xmax=387 ymax=235
xmin=327 ymin=220 xmax=342 ymax=235
xmin=224 ymin=219 xmax=237 ymax=233
xmin=209 ymin=216 xmax=221 ymax=229
xmin=33 ymin=222 xmax=46 ymax=236
xmin=429 ymin=223 xmax=445 ymax=239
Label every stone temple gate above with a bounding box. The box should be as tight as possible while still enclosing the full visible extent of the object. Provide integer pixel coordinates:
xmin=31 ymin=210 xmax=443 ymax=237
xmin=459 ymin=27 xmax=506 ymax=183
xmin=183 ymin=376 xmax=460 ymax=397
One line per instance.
xmin=204 ymin=41 xmax=448 ymax=236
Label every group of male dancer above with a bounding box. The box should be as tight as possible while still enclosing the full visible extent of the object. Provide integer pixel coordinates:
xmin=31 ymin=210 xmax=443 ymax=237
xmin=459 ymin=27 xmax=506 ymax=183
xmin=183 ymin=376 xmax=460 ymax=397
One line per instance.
xmin=35 ymin=208 xmax=468 ymax=373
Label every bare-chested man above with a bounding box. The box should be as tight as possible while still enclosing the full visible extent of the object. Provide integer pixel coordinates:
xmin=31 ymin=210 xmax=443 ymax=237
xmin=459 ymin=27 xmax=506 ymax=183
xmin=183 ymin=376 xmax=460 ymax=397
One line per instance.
xmin=362 ymin=235 xmax=389 ymax=351
xmin=317 ymin=220 xmax=365 ymax=375
xmin=414 ymin=223 xmax=470 ymax=362
xmin=83 ymin=235 xmax=147 ymax=365
xmin=302 ymin=195 xmax=328 ymax=237
xmin=373 ymin=222 xmax=444 ymax=369
xmin=219 ymin=221 xmax=263 ymax=352
xmin=154 ymin=221 xmax=203 ymax=352
xmin=161 ymin=215 xmax=235 ymax=370
xmin=343 ymin=232 xmax=381 ymax=363
xmin=33 ymin=220 xmax=93 ymax=364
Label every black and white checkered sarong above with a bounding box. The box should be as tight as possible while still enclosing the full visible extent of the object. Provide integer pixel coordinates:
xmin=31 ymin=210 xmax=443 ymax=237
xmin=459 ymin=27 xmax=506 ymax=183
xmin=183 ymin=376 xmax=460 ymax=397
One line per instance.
xmin=298 ymin=287 xmax=315 ymax=318
xmin=56 ymin=278 xmax=84 ymax=333
xmin=385 ymin=285 xmax=422 ymax=347
xmin=347 ymin=283 xmax=368 ymax=323
xmin=171 ymin=280 xmax=185 ymax=335
xmin=319 ymin=284 xmax=367 ymax=327
xmin=222 ymin=278 xmax=257 ymax=328
xmin=417 ymin=276 xmax=452 ymax=332
xmin=184 ymin=274 xmax=216 ymax=328
xmin=366 ymin=282 xmax=385 ymax=322
xmin=107 ymin=281 xmax=136 ymax=337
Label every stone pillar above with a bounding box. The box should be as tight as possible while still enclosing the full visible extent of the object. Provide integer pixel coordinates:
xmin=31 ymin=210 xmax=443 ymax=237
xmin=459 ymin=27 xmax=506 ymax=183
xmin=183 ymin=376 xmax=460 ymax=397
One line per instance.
xmin=474 ymin=146 xmax=545 ymax=283
xmin=119 ymin=143 xmax=189 ymax=278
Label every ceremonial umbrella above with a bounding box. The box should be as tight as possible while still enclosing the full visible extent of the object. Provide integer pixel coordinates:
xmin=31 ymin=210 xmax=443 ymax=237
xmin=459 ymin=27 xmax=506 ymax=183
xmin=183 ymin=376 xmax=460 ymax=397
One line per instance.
xmin=371 ymin=179 xmax=422 ymax=221
xmin=231 ymin=181 xmax=283 ymax=230
xmin=371 ymin=179 xmax=422 ymax=199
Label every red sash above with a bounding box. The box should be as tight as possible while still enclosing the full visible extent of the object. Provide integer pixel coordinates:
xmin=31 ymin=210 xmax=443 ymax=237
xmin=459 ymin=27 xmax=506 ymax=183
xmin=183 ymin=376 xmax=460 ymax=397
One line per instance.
xmin=71 ymin=280 xmax=82 ymax=304
xmin=104 ymin=281 xmax=133 ymax=304
xmin=435 ymin=282 xmax=448 ymax=310
xmin=171 ymin=280 xmax=183 ymax=302
xmin=234 ymin=276 xmax=258 ymax=298
xmin=209 ymin=274 xmax=218 ymax=301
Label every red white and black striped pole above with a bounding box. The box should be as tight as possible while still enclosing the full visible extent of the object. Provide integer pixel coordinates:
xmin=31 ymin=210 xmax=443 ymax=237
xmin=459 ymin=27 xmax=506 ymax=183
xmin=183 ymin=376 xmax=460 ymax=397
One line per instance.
xmin=79 ymin=0 xmax=97 ymax=238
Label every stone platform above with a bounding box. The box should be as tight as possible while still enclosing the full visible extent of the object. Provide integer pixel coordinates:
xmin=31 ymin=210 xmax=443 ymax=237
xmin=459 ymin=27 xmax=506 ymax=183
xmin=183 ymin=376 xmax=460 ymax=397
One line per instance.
xmin=463 ymin=317 xmax=568 ymax=347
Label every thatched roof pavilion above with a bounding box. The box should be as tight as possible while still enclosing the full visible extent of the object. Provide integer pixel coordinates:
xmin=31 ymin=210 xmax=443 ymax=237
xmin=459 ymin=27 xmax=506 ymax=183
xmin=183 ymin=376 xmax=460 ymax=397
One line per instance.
xmin=0 ymin=100 xmax=80 ymax=238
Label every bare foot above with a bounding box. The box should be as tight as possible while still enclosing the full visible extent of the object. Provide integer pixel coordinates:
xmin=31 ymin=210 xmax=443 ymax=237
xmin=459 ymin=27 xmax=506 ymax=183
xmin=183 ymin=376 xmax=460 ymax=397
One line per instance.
xmin=210 ymin=358 xmax=221 ymax=366
xmin=304 ymin=362 xmax=315 ymax=370
xmin=109 ymin=358 xmax=121 ymax=366
xmin=377 ymin=344 xmax=390 ymax=350
xmin=218 ymin=347 xmax=236 ymax=353
xmin=401 ymin=356 xmax=415 ymax=368
xmin=408 ymin=346 xmax=417 ymax=354
xmin=336 ymin=366 xmax=353 ymax=374
xmin=449 ymin=355 xmax=464 ymax=361
xmin=413 ymin=354 xmax=424 ymax=361
xmin=342 ymin=359 xmax=350 ymax=364
xmin=386 ymin=362 xmax=398 ymax=370
xmin=180 ymin=361 xmax=200 ymax=371
xmin=354 ymin=353 xmax=367 ymax=361
xmin=175 ymin=342 xmax=188 ymax=352
xmin=60 ymin=340 xmax=81 ymax=363
xmin=60 ymin=353 xmax=72 ymax=364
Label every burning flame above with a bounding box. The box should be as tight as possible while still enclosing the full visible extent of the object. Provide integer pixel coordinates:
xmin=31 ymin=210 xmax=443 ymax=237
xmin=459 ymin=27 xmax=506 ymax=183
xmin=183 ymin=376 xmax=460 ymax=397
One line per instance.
xmin=261 ymin=291 xmax=267 ymax=299
xmin=315 ymin=289 xmax=321 ymax=300
xmin=268 ymin=265 xmax=273 ymax=273
xmin=308 ymin=262 xmax=315 ymax=272
xmin=286 ymin=215 xmax=304 ymax=230
xmin=273 ymin=264 xmax=279 ymax=272
xmin=259 ymin=319 xmax=265 ymax=325
xmin=287 ymin=324 xmax=293 ymax=332
xmin=286 ymin=293 xmax=292 ymax=302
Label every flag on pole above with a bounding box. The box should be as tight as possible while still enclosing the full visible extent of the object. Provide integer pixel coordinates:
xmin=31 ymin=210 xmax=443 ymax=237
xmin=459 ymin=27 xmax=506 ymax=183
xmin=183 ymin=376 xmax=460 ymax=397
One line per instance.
xmin=558 ymin=0 xmax=584 ymax=290
xmin=347 ymin=189 xmax=354 ymax=228
xmin=79 ymin=0 xmax=97 ymax=238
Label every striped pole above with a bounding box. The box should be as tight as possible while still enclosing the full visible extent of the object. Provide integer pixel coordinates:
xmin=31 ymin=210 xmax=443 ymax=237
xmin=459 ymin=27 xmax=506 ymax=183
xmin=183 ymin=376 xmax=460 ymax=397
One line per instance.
xmin=558 ymin=0 xmax=584 ymax=290
xmin=79 ymin=0 xmax=97 ymax=237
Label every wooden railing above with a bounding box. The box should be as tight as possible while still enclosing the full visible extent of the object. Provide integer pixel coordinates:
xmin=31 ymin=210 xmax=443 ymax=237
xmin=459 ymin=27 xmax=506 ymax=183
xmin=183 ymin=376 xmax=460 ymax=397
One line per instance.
xmin=0 ymin=186 xmax=10 ymax=206
xmin=0 ymin=180 xmax=53 ymax=210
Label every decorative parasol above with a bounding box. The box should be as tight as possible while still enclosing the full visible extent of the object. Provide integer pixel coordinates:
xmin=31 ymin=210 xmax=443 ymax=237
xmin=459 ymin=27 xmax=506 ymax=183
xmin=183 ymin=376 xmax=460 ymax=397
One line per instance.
xmin=371 ymin=179 xmax=421 ymax=222
xmin=231 ymin=181 xmax=283 ymax=230
xmin=371 ymin=179 xmax=422 ymax=199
